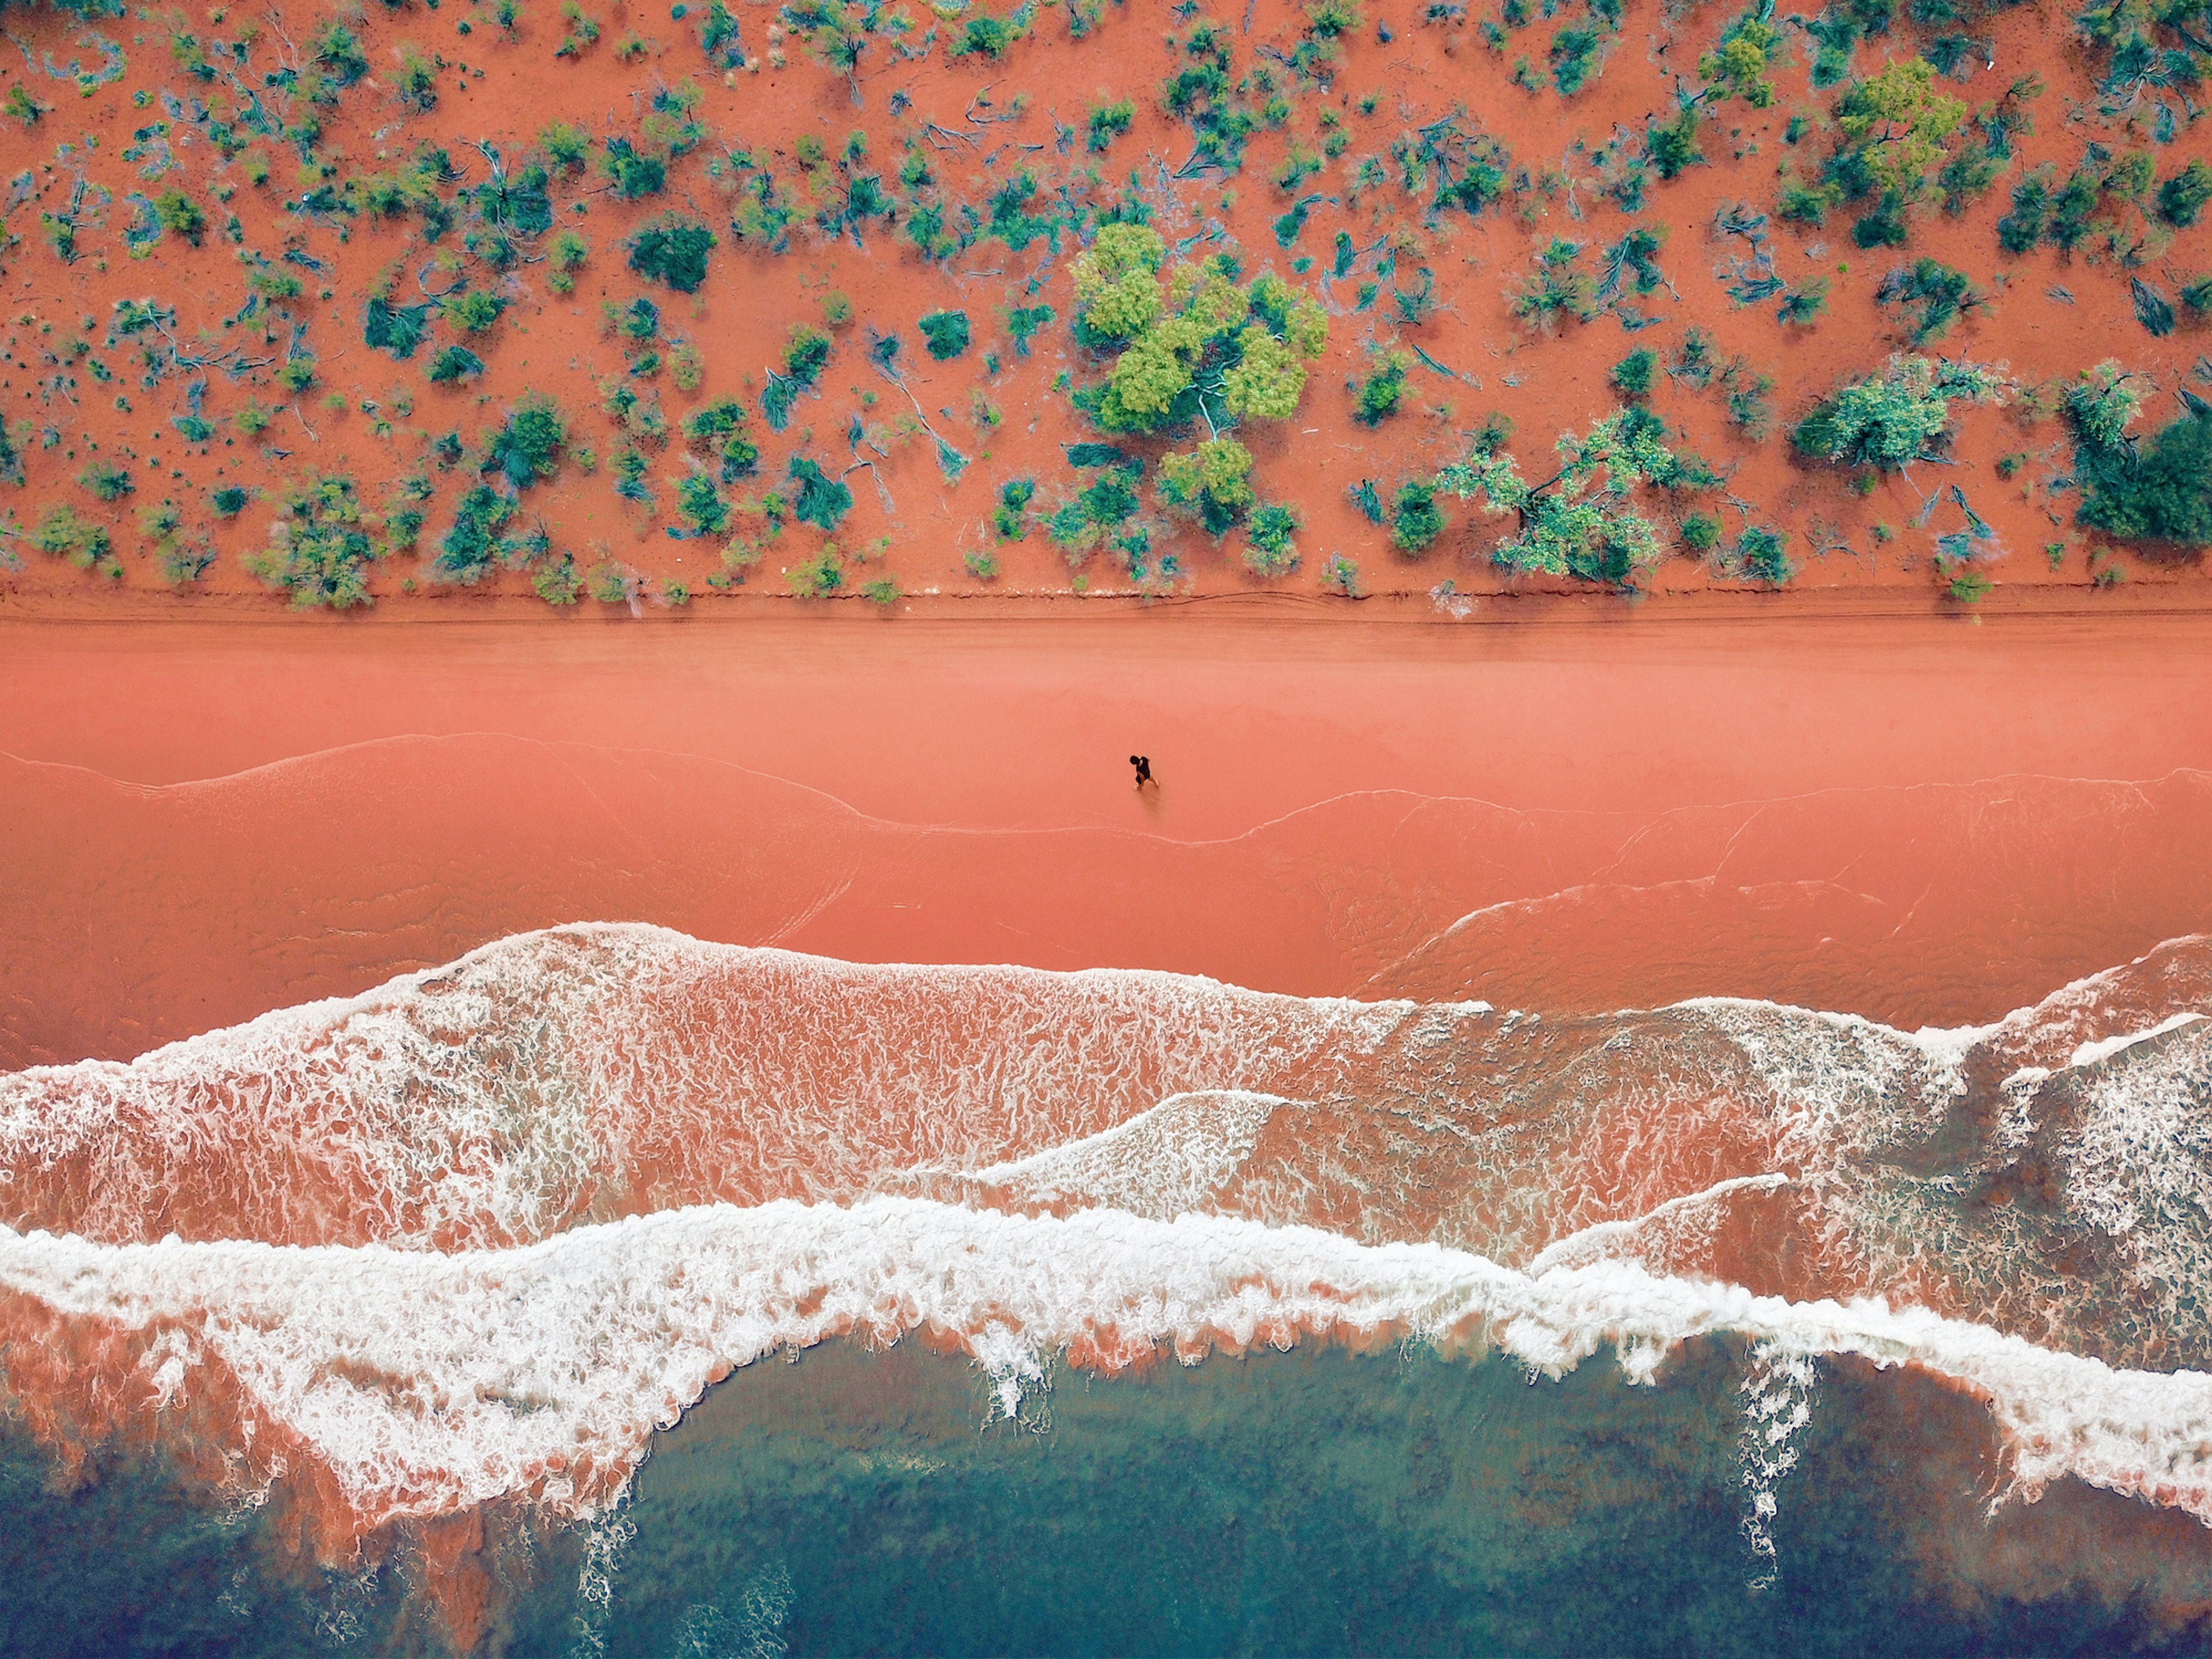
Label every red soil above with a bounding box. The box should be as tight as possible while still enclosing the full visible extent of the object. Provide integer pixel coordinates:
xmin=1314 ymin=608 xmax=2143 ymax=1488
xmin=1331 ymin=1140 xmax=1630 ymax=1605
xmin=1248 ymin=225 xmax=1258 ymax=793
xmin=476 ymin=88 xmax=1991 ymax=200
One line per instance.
xmin=5 ymin=609 xmax=2209 ymax=1066
xmin=0 ymin=0 xmax=2206 ymax=611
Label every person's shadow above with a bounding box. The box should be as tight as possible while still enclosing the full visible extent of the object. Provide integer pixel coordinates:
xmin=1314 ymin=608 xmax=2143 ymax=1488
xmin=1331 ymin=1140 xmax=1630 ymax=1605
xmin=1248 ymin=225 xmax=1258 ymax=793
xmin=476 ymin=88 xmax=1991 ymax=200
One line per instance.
xmin=1130 ymin=755 xmax=1165 ymax=823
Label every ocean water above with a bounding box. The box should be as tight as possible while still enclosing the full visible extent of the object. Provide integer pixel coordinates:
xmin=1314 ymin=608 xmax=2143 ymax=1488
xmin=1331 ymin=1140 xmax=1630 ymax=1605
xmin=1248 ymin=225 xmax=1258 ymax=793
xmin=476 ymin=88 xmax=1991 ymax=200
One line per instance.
xmin=4 ymin=925 xmax=2212 ymax=1653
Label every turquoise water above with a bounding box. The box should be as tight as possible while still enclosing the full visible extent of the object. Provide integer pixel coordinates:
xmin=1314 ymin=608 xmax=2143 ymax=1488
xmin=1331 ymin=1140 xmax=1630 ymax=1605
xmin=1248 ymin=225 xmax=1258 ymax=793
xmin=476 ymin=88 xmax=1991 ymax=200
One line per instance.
xmin=7 ymin=1337 xmax=2207 ymax=1656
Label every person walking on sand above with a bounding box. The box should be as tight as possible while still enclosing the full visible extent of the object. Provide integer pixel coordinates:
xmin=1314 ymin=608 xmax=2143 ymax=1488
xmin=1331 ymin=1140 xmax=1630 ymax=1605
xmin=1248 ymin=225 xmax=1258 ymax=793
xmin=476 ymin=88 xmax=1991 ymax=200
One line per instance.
xmin=1130 ymin=754 xmax=1153 ymax=787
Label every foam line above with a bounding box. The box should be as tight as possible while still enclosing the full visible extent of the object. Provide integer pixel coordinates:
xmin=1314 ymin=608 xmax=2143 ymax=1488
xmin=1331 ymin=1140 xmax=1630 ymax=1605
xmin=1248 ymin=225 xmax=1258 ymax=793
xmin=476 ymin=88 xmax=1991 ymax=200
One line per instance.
xmin=5 ymin=1199 xmax=2210 ymax=1540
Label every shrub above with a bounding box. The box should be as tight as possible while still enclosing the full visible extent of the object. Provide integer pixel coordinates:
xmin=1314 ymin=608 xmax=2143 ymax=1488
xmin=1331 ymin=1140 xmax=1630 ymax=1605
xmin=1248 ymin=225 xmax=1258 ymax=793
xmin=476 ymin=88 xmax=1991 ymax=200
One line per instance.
xmin=395 ymin=45 xmax=439 ymax=110
xmin=533 ymin=553 xmax=582 ymax=604
xmin=430 ymin=483 xmax=515 ymax=583
xmin=1610 ymin=349 xmax=1657 ymax=399
xmin=684 ymin=396 xmax=760 ymax=480
xmin=1792 ymin=354 xmax=2008 ymax=471
xmin=677 ymin=471 xmax=730 ymax=534
xmin=548 ymin=228 xmax=589 ymax=293
xmin=1354 ymin=352 xmax=1409 ymax=425
xmin=1158 ymin=438 xmax=1253 ymax=533
xmin=2157 ymin=160 xmax=2212 ymax=229
xmin=1680 ymin=510 xmax=1721 ymax=552
xmin=541 ymin=121 xmax=592 ymax=171
xmin=1308 ymin=0 xmax=1363 ymax=35
xmin=950 ymin=11 xmax=1017 ymax=57
xmin=366 ymin=297 xmax=433 ymax=359
xmin=993 ymin=477 xmax=1035 ymax=539
xmin=1851 ymin=194 xmax=1909 ymax=248
xmin=1648 ymin=109 xmax=1703 ymax=180
xmin=918 ymin=309 xmax=971 ymax=360
xmin=427 ymin=345 xmax=484 ymax=383
xmin=441 ymin=289 xmax=507 ymax=333
xmin=1549 ymin=26 xmax=1602 ymax=95
xmin=1995 ymin=169 xmax=2049 ymax=253
xmin=247 ymin=474 xmax=377 ymax=607
xmin=1510 ymin=238 xmax=1598 ymax=328
xmin=1734 ymin=525 xmax=1793 ymax=584
xmin=1779 ymin=278 xmax=1830 ymax=325
xmin=628 ymin=213 xmax=717 ymax=291
xmin=484 ymin=393 xmax=568 ymax=489
xmin=2063 ymin=360 xmax=2141 ymax=450
xmin=159 ymin=539 xmax=217 ymax=585
xmin=79 ymin=460 xmax=133 ymax=501
xmin=1245 ymin=501 xmax=1300 ymax=575
xmin=788 ymin=455 xmax=853 ymax=531
xmin=786 ymin=546 xmax=845 ymax=596
xmin=1778 ymin=179 xmax=1838 ymax=226
xmin=211 ymin=486 xmax=253 ymax=516
xmin=589 ymin=559 xmax=642 ymax=603
xmin=277 ymin=357 xmax=318 ymax=393
xmin=783 ymin=326 xmax=832 ymax=382
xmin=1391 ymin=479 xmax=1445 ymax=552
xmin=31 ymin=504 xmax=115 ymax=571
xmin=600 ymin=138 xmax=666 ymax=199
xmin=1875 ymin=257 xmax=1980 ymax=343
xmin=153 ymin=189 xmax=206 ymax=245
xmin=1006 ymin=304 xmax=1055 ymax=355
xmin=1948 ymin=570 xmax=1992 ymax=602
xmin=1088 ymin=100 xmax=1135 ymax=153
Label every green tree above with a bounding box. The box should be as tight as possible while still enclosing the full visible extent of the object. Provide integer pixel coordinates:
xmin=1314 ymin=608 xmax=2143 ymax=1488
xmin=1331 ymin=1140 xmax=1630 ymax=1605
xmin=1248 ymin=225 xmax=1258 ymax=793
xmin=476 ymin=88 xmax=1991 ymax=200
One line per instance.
xmin=918 ymin=310 xmax=971 ymax=360
xmin=1790 ymin=354 xmax=2009 ymax=472
xmin=153 ymin=189 xmax=206 ymax=246
xmin=1435 ymin=408 xmax=1691 ymax=586
xmin=245 ymin=474 xmax=378 ymax=608
xmin=2158 ymin=160 xmax=2212 ymax=228
xmin=2077 ymin=411 xmax=2212 ymax=547
xmin=628 ymin=213 xmax=717 ymax=291
xmin=1067 ymin=225 xmax=1328 ymax=435
xmin=2063 ymin=359 xmax=2141 ymax=451
xmin=483 ymin=393 xmax=567 ymax=489
xmin=1698 ymin=15 xmax=1779 ymax=107
xmin=1834 ymin=58 xmax=1965 ymax=200
xmin=441 ymin=289 xmax=507 ymax=333
xmin=1157 ymin=437 xmax=1254 ymax=533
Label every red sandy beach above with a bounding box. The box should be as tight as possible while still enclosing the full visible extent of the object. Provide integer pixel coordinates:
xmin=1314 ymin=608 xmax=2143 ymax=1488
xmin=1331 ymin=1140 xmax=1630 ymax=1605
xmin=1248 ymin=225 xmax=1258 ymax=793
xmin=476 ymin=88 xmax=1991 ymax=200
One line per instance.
xmin=5 ymin=605 xmax=2210 ymax=1066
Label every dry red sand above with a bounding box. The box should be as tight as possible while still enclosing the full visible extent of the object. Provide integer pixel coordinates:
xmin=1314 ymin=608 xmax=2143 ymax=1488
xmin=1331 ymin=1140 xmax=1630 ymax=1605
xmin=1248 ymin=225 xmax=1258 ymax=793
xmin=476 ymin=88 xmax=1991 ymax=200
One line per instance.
xmin=5 ymin=609 xmax=2210 ymax=1065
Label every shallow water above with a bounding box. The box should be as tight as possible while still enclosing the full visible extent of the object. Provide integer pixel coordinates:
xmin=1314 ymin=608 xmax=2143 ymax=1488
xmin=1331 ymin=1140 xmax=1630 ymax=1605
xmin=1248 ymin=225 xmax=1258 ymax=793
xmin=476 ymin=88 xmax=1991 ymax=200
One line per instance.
xmin=8 ymin=1337 xmax=2212 ymax=1656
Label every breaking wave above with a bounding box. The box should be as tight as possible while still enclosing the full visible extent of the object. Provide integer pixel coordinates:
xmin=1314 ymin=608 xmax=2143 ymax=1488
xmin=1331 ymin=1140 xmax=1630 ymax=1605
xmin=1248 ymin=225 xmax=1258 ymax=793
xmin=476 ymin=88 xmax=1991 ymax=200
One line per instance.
xmin=2 ymin=924 xmax=2211 ymax=1557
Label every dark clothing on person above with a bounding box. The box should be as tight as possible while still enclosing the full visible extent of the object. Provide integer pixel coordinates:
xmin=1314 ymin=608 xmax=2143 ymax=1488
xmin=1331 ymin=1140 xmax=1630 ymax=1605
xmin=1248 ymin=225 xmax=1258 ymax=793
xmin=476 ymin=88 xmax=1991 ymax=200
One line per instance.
xmin=1130 ymin=755 xmax=1153 ymax=786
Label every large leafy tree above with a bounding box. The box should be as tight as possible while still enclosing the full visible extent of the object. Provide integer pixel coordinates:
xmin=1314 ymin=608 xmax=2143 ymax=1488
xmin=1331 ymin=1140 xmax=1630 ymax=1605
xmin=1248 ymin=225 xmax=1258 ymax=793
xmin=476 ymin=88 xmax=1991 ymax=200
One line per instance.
xmin=1068 ymin=225 xmax=1328 ymax=437
xmin=1790 ymin=354 xmax=2009 ymax=474
xmin=1835 ymin=59 xmax=1967 ymax=200
xmin=1435 ymin=407 xmax=1691 ymax=587
xmin=2065 ymin=361 xmax=2212 ymax=547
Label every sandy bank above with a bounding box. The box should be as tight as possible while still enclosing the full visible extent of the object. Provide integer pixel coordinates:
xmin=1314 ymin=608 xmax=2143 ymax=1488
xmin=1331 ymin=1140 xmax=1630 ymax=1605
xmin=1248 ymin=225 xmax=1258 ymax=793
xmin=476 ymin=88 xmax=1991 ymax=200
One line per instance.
xmin=4 ymin=609 xmax=2210 ymax=1065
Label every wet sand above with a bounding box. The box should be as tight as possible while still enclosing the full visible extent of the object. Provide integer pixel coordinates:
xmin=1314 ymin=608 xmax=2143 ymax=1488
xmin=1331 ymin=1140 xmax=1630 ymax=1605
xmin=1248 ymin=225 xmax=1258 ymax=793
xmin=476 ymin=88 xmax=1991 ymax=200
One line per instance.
xmin=5 ymin=609 xmax=2211 ymax=1066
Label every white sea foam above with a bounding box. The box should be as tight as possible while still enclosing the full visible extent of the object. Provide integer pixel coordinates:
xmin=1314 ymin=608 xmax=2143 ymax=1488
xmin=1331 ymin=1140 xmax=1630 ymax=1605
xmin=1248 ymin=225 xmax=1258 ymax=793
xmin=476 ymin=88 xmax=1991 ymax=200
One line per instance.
xmin=957 ymin=1090 xmax=1288 ymax=1219
xmin=0 ymin=924 xmax=1431 ymax=1249
xmin=2070 ymin=1013 xmax=2208 ymax=1071
xmin=5 ymin=1198 xmax=2211 ymax=1538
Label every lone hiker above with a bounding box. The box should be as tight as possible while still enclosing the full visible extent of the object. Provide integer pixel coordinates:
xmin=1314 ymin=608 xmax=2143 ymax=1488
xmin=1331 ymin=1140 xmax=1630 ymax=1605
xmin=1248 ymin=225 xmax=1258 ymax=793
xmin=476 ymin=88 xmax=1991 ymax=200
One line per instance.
xmin=1130 ymin=755 xmax=1153 ymax=787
